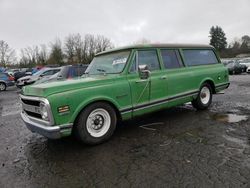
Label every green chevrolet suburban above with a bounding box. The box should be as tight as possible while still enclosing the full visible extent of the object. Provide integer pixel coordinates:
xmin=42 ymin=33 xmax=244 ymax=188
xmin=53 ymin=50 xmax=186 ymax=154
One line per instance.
xmin=20 ymin=44 xmax=229 ymax=144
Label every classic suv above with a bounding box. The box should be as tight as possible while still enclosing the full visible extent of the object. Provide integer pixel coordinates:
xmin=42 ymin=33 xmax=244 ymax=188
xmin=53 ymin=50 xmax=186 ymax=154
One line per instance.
xmin=20 ymin=44 xmax=229 ymax=144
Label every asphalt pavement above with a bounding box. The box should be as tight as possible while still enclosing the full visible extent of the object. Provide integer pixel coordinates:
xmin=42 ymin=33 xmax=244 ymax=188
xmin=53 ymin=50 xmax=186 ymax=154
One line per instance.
xmin=0 ymin=74 xmax=250 ymax=188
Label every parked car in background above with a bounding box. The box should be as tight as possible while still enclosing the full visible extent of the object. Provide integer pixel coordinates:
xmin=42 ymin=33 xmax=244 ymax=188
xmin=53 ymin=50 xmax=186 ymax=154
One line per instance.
xmin=17 ymin=67 xmax=61 ymax=88
xmin=5 ymin=69 xmax=20 ymax=76
xmin=0 ymin=72 xmax=15 ymax=91
xmin=35 ymin=64 xmax=88 ymax=84
xmin=239 ymin=58 xmax=250 ymax=68
xmin=14 ymin=68 xmax=33 ymax=81
xmin=0 ymin=67 xmax=6 ymax=73
xmin=247 ymin=66 xmax=250 ymax=74
xmin=221 ymin=59 xmax=233 ymax=66
xmin=20 ymin=44 xmax=229 ymax=145
xmin=226 ymin=61 xmax=247 ymax=74
xmin=31 ymin=66 xmax=44 ymax=74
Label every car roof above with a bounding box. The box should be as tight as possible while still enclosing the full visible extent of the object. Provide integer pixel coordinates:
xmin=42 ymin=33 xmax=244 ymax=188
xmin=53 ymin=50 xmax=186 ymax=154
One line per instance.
xmin=42 ymin=67 xmax=61 ymax=71
xmin=96 ymin=43 xmax=214 ymax=56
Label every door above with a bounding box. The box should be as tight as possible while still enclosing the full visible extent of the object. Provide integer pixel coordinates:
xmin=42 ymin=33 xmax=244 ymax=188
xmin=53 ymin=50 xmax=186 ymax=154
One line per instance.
xmin=127 ymin=49 xmax=168 ymax=116
xmin=160 ymin=49 xmax=195 ymax=102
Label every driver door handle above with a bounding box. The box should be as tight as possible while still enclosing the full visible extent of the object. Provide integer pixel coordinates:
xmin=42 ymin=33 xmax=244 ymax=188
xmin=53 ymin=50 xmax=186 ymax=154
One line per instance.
xmin=135 ymin=80 xmax=148 ymax=83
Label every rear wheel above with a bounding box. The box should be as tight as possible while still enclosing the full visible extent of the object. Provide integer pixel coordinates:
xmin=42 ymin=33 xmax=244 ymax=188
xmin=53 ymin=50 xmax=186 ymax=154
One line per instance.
xmin=192 ymin=83 xmax=212 ymax=110
xmin=74 ymin=102 xmax=117 ymax=145
xmin=0 ymin=82 xmax=6 ymax=91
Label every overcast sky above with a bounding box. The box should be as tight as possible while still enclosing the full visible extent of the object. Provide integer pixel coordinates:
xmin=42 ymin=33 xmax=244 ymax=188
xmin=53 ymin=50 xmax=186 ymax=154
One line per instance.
xmin=0 ymin=0 xmax=249 ymax=52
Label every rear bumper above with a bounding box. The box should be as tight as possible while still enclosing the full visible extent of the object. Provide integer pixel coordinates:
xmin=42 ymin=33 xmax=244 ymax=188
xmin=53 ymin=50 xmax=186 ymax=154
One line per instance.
xmin=21 ymin=111 xmax=72 ymax=139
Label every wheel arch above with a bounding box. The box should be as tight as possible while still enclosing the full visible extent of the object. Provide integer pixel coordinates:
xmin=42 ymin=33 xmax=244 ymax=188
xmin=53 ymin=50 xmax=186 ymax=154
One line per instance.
xmin=199 ymin=78 xmax=216 ymax=94
xmin=71 ymin=97 xmax=122 ymax=126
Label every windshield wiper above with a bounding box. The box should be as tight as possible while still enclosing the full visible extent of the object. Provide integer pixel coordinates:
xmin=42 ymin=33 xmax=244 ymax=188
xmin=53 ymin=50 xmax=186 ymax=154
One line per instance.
xmin=96 ymin=69 xmax=107 ymax=75
xmin=96 ymin=68 xmax=106 ymax=73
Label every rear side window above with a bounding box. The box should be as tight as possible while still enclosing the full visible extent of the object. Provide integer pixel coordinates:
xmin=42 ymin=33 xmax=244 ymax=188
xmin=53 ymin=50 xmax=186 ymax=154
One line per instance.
xmin=53 ymin=69 xmax=60 ymax=74
xmin=138 ymin=50 xmax=160 ymax=71
xmin=183 ymin=49 xmax=218 ymax=66
xmin=161 ymin=50 xmax=183 ymax=69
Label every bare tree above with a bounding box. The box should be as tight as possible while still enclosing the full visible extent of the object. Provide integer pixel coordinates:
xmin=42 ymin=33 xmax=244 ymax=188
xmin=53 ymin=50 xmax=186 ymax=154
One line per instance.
xmin=64 ymin=34 xmax=76 ymax=64
xmin=83 ymin=34 xmax=96 ymax=64
xmin=65 ymin=34 xmax=113 ymax=64
xmin=37 ymin=44 xmax=48 ymax=65
xmin=95 ymin=35 xmax=114 ymax=52
xmin=0 ymin=40 xmax=16 ymax=67
xmin=19 ymin=45 xmax=48 ymax=67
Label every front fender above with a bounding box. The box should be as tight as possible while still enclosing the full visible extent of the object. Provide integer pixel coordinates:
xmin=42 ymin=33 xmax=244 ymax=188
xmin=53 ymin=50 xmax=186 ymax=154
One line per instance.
xmin=70 ymin=95 xmax=121 ymax=123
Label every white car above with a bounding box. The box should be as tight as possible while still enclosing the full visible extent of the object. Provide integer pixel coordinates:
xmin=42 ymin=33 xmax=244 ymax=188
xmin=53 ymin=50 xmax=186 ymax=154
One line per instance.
xmin=239 ymin=58 xmax=250 ymax=68
xmin=247 ymin=66 xmax=250 ymax=74
xmin=16 ymin=67 xmax=61 ymax=88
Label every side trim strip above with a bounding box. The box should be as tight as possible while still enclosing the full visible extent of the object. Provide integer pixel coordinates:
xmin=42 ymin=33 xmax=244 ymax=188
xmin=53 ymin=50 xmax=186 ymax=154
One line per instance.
xmin=215 ymin=83 xmax=230 ymax=88
xmin=120 ymin=90 xmax=199 ymax=114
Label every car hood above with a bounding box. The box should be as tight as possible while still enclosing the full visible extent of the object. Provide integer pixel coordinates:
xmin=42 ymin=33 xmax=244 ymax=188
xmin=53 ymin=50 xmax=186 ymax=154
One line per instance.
xmin=22 ymin=75 xmax=117 ymax=97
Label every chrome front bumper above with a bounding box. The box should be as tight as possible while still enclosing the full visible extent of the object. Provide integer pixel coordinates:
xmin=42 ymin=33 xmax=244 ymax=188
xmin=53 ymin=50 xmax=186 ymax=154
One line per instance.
xmin=21 ymin=111 xmax=72 ymax=139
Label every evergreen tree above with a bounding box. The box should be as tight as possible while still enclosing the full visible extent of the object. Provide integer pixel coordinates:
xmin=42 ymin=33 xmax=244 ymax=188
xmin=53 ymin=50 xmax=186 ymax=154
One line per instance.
xmin=48 ymin=39 xmax=64 ymax=66
xmin=209 ymin=26 xmax=227 ymax=51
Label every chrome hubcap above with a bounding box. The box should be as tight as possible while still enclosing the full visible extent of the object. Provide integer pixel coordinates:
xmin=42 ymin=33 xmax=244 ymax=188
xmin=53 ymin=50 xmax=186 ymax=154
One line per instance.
xmin=200 ymin=86 xmax=210 ymax=104
xmin=0 ymin=83 xmax=5 ymax=91
xmin=86 ymin=108 xmax=111 ymax=137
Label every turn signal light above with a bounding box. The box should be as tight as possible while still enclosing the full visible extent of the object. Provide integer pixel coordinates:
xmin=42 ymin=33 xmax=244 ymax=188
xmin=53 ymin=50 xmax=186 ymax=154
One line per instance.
xmin=58 ymin=105 xmax=70 ymax=113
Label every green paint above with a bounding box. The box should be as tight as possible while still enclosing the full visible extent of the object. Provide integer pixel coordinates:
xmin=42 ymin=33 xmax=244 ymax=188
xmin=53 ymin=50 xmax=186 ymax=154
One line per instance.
xmin=22 ymin=44 xmax=229 ymax=137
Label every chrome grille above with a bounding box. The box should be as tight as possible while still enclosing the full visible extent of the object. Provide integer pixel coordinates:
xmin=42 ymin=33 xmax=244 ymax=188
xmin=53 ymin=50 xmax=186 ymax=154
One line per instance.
xmin=20 ymin=94 xmax=54 ymax=126
xmin=20 ymin=95 xmax=42 ymax=120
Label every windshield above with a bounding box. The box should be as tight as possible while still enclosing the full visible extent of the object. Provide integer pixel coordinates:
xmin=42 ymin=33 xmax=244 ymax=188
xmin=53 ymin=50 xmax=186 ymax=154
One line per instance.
xmin=85 ymin=50 xmax=130 ymax=75
xmin=33 ymin=68 xmax=46 ymax=76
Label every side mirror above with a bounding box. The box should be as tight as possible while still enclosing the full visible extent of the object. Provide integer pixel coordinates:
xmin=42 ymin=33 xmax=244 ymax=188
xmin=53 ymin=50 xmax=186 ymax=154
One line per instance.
xmin=40 ymin=73 xmax=44 ymax=77
xmin=138 ymin=65 xmax=150 ymax=79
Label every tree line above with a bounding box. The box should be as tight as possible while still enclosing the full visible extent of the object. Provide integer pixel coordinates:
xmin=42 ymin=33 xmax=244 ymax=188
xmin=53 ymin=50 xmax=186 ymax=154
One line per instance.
xmin=0 ymin=33 xmax=113 ymax=68
xmin=209 ymin=26 xmax=250 ymax=58
xmin=1 ymin=29 xmax=250 ymax=68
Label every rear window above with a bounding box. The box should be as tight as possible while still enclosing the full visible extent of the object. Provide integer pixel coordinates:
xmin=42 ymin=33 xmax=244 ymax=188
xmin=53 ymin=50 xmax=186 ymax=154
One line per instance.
xmin=183 ymin=49 xmax=218 ymax=66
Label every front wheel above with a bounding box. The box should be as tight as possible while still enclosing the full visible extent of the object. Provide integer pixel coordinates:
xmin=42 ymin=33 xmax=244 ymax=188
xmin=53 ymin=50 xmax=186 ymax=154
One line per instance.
xmin=192 ymin=83 xmax=212 ymax=110
xmin=74 ymin=102 xmax=117 ymax=145
xmin=0 ymin=82 xmax=6 ymax=91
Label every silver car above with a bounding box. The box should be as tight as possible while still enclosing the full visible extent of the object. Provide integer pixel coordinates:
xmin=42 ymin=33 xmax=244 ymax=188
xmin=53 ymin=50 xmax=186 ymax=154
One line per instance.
xmin=16 ymin=67 xmax=61 ymax=88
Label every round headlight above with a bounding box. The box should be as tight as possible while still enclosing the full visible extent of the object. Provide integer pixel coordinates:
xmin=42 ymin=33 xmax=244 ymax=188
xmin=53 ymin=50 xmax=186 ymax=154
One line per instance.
xmin=40 ymin=102 xmax=48 ymax=121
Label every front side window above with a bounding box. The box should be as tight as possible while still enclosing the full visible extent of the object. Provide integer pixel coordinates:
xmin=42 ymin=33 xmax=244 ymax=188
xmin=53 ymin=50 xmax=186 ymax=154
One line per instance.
xmin=161 ymin=50 xmax=183 ymax=69
xmin=86 ymin=51 xmax=130 ymax=75
xmin=183 ymin=49 xmax=218 ymax=66
xmin=138 ymin=50 xmax=160 ymax=71
xmin=43 ymin=70 xmax=55 ymax=76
